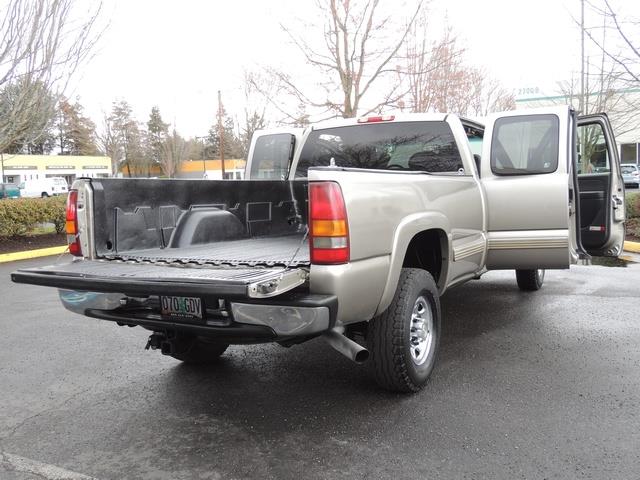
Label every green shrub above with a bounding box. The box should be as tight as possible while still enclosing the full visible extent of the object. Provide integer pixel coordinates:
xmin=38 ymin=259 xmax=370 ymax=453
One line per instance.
xmin=627 ymin=218 xmax=640 ymax=239
xmin=625 ymin=192 xmax=640 ymax=219
xmin=0 ymin=195 xmax=67 ymax=237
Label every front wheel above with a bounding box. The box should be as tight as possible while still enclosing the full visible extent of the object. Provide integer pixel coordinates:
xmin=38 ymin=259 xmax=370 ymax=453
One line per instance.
xmin=515 ymin=269 xmax=545 ymax=291
xmin=367 ymin=268 xmax=441 ymax=393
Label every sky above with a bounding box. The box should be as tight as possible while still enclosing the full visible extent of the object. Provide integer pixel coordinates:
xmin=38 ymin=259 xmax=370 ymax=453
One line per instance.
xmin=66 ymin=0 xmax=635 ymax=138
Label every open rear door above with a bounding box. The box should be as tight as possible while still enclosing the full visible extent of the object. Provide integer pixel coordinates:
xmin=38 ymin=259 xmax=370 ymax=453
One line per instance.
xmin=244 ymin=128 xmax=303 ymax=180
xmin=574 ymin=113 xmax=625 ymax=257
xmin=481 ymin=106 xmax=573 ymax=270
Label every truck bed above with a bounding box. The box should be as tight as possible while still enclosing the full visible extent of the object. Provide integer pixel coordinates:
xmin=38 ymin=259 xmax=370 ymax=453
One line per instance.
xmin=100 ymin=234 xmax=310 ymax=267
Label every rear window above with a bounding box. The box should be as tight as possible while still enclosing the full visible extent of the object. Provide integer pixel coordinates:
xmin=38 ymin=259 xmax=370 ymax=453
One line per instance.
xmin=250 ymin=133 xmax=295 ymax=180
xmin=621 ymin=165 xmax=638 ymax=174
xmin=295 ymin=121 xmax=463 ymax=177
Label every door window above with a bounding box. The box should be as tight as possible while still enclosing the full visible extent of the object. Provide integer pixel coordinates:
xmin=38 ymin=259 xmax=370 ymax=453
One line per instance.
xmin=490 ymin=114 xmax=559 ymax=175
xmin=250 ymin=134 xmax=295 ymax=180
xmin=577 ymin=123 xmax=610 ymax=175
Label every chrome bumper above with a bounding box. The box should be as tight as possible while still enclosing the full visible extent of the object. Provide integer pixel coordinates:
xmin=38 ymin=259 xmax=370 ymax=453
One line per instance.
xmin=58 ymin=290 xmax=335 ymax=338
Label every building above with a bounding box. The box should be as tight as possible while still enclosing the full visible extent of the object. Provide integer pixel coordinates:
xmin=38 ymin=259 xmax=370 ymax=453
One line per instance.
xmin=1 ymin=154 xmax=112 ymax=185
xmin=179 ymin=159 xmax=246 ymax=180
xmin=515 ymin=88 xmax=640 ymax=165
xmin=119 ymin=159 xmax=246 ymax=179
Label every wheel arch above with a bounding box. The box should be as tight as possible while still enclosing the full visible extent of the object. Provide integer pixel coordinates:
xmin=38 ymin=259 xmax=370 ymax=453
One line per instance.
xmin=374 ymin=213 xmax=450 ymax=316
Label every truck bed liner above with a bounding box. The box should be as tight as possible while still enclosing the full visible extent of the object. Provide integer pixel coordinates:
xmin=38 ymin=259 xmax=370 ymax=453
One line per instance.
xmin=102 ymin=234 xmax=310 ymax=267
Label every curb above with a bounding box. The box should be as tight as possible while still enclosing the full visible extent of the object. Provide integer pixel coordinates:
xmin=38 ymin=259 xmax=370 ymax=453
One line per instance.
xmin=624 ymin=240 xmax=640 ymax=254
xmin=0 ymin=245 xmax=68 ymax=264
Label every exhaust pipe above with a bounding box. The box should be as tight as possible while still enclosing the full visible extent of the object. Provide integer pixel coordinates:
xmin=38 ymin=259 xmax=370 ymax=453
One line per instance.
xmin=323 ymin=328 xmax=369 ymax=364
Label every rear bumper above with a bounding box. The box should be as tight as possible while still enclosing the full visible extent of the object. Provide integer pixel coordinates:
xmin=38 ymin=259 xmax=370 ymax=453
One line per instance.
xmin=58 ymin=289 xmax=337 ymax=341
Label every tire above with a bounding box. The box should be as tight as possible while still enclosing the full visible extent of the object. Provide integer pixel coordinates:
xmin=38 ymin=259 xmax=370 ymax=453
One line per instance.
xmin=515 ymin=269 xmax=545 ymax=291
xmin=41 ymin=192 xmax=49 ymax=198
xmin=169 ymin=336 xmax=229 ymax=364
xmin=367 ymin=268 xmax=441 ymax=393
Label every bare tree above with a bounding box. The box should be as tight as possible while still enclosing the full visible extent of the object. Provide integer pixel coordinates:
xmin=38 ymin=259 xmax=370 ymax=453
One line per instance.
xmin=402 ymin=24 xmax=514 ymax=117
xmin=97 ymin=111 xmax=121 ymax=175
xmin=161 ymin=128 xmax=187 ymax=178
xmin=581 ymin=0 xmax=639 ymax=86
xmin=0 ymin=0 xmax=103 ymax=153
xmin=269 ymin=0 xmax=423 ymax=121
xmin=559 ymin=1 xmax=640 ymax=149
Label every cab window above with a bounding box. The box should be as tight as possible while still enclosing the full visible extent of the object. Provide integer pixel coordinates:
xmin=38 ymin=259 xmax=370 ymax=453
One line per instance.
xmin=295 ymin=121 xmax=463 ymax=177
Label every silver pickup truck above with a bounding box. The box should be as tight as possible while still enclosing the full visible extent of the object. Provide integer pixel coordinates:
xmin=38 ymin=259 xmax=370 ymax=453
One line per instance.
xmin=12 ymin=106 xmax=626 ymax=392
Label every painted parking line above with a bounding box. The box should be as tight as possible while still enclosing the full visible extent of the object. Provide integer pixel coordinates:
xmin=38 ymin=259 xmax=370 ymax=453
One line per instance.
xmin=624 ymin=240 xmax=640 ymax=253
xmin=0 ymin=245 xmax=68 ymax=264
xmin=0 ymin=452 xmax=97 ymax=480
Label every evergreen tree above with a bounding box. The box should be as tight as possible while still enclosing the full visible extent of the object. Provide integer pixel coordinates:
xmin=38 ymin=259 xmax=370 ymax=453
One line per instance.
xmin=146 ymin=106 xmax=169 ymax=175
xmin=108 ymin=100 xmax=145 ymax=177
xmin=57 ymin=97 xmax=98 ymax=155
xmin=206 ymin=109 xmax=243 ymax=159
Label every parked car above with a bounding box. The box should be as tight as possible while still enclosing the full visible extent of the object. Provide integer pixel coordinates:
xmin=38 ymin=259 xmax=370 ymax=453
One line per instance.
xmin=19 ymin=177 xmax=68 ymax=198
xmin=621 ymin=164 xmax=640 ymax=187
xmin=0 ymin=183 xmax=20 ymax=199
xmin=12 ymin=106 xmax=626 ymax=393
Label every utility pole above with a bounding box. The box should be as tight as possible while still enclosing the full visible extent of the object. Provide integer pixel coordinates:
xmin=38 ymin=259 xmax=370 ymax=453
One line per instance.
xmin=0 ymin=152 xmax=5 ymax=197
xmin=217 ymin=90 xmax=226 ymax=179
xmin=580 ymin=0 xmax=585 ymax=114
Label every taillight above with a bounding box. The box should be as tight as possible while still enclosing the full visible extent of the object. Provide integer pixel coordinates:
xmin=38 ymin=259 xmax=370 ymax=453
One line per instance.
xmin=66 ymin=190 xmax=82 ymax=256
xmin=309 ymin=182 xmax=349 ymax=264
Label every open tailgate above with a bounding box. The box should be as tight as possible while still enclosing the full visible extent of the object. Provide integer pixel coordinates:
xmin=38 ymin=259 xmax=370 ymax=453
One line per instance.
xmin=11 ymin=260 xmax=308 ymax=299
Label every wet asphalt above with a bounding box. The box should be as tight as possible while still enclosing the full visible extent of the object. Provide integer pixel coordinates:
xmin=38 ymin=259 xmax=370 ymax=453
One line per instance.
xmin=0 ymin=256 xmax=639 ymax=479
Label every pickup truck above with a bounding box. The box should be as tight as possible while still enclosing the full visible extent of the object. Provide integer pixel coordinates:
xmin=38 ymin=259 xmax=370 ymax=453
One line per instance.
xmin=11 ymin=106 xmax=626 ymax=392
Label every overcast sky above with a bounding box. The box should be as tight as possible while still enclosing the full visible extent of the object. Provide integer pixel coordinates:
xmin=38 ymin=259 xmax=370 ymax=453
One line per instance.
xmin=68 ymin=0 xmax=636 ymax=137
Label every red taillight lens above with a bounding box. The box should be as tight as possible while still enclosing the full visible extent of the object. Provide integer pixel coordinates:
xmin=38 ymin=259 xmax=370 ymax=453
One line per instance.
xmin=309 ymin=182 xmax=349 ymax=264
xmin=66 ymin=190 xmax=82 ymax=256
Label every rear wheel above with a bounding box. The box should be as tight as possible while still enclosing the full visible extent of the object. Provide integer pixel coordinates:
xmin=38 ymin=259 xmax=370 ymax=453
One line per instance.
xmin=170 ymin=336 xmax=229 ymax=364
xmin=367 ymin=268 xmax=441 ymax=393
xmin=41 ymin=192 xmax=49 ymax=198
xmin=516 ymin=269 xmax=545 ymax=291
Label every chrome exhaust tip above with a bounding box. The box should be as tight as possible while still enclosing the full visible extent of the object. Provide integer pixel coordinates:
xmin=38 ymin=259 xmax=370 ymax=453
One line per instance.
xmin=322 ymin=328 xmax=369 ymax=364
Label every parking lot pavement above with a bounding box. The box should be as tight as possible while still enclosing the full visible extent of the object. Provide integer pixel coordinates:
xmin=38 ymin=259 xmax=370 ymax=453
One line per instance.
xmin=1 ymin=256 xmax=639 ymax=479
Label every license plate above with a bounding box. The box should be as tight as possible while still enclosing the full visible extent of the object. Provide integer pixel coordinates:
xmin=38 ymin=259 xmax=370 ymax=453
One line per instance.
xmin=160 ymin=296 xmax=203 ymax=319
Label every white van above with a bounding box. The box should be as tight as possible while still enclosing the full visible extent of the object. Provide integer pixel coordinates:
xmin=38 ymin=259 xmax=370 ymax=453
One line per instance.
xmin=19 ymin=177 xmax=69 ymax=198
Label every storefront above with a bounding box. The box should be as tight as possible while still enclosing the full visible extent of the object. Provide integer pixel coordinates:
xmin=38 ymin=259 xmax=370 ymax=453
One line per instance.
xmin=1 ymin=154 xmax=112 ymax=185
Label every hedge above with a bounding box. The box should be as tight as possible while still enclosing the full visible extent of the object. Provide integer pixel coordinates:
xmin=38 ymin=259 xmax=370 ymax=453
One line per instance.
xmin=0 ymin=195 xmax=67 ymax=237
xmin=627 ymin=192 xmax=640 ymax=238
xmin=625 ymin=192 xmax=640 ymax=219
